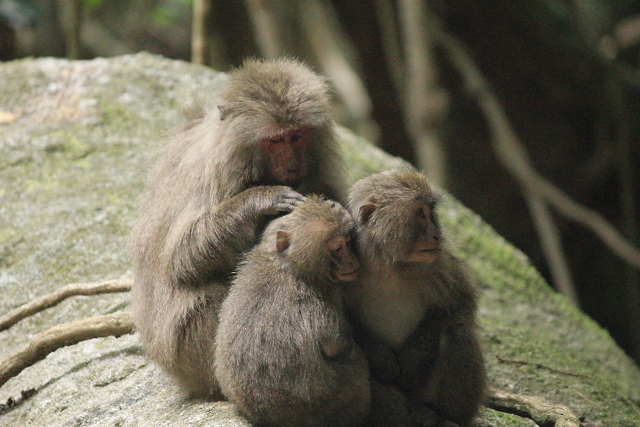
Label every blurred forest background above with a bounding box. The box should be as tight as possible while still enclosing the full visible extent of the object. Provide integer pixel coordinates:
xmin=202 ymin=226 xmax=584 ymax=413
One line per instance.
xmin=1 ymin=0 xmax=640 ymax=367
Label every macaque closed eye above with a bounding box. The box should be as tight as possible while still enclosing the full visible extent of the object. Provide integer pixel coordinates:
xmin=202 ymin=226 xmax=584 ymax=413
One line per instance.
xmin=328 ymin=238 xmax=344 ymax=253
xmin=291 ymin=128 xmax=310 ymax=143
xmin=214 ymin=197 xmax=370 ymax=427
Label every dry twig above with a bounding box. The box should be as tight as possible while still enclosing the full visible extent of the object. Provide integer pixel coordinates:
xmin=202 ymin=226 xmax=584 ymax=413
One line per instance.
xmin=0 ymin=278 xmax=132 ymax=332
xmin=487 ymin=388 xmax=581 ymax=427
xmin=496 ymin=355 xmax=589 ymax=379
xmin=0 ymin=312 xmax=134 ymax=388
xmin=244 ymin=0 xmax=286 ymax=58
xmin=428 ymin=17 xmax=578 ymax=304
xmin=398 ymin=0 xmax=448 ymax=186
xmin=301 ymin=0 xmax=373 ymax=131
xmin=191 ymin=0 xmax=210 ymax=64
xmin=430 ymin=18 xmax=640 ymax=274
xmin=373 ymin=0 xmax=404 ymax=94
xmin=525 ymin=193 xmax=578 ymax=306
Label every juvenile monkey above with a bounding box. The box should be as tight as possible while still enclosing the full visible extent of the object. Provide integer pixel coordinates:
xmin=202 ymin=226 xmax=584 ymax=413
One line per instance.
xmin=129 ymin=58 xmax=345 ymax=398
xmin=214 ymin=196 xmax=370 ymax=427
xmin=346 ymin=170 xmax=486 ymax=427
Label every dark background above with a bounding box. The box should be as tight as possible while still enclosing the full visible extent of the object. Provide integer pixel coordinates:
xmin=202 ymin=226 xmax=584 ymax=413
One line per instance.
xmin=1 ymin=0 xmax=639 ymax=367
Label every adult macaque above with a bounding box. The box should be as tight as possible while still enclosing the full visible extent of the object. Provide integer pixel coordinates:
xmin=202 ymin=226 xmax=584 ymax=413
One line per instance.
xmin=129 ymin=58 xmax=345 ymax=398
xmin=214 ymin=197 xmax=370 ymax=427
xmin=346 ymin=170 xmax=486 ymax=427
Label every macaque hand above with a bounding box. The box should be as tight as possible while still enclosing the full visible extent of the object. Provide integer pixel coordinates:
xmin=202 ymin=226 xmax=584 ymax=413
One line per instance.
xmin=261 ymin=186 xmax=307 ymax=215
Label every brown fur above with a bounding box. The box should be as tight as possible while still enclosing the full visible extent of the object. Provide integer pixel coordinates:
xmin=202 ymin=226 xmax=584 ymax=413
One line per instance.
xmin=129 ymin=58 xmax=345 ymax=398
xmin=346 ymin=170 xmax=486 ymax=427
xmin=214 ymin=197 xmax=370 ymax=427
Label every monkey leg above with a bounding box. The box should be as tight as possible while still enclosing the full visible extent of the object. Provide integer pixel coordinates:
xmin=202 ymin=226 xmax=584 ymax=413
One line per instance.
xmin=357 ymin=336 xmax=402 ymax=384
xmin=171 ymin=285 xmax=229 ymax=400
xmin=395 ymin=313 xmax=443 ymax=392
xmin=408 ymin=325 xmax=485 ymax=427
xmin=367 ymin=379 xmax=413 ymax=427
xmin=134 ymin=280 xmax=229 ymax=400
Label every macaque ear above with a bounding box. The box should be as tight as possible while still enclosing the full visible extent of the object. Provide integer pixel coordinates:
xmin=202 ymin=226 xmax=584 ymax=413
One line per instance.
xmin=359 ymin=203 xmax=376 ymax=224
xmin=276 ymin=231 xmax=291 ymax=253
xmin=217 ymin=104 xmax=228 ymax=121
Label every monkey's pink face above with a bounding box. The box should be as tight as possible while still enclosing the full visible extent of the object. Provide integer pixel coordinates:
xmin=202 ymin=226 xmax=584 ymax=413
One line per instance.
xmin=404 ymin=203 xmax=442 ymax=264
xmin=260 ymin=126 xmax=312 ymax=186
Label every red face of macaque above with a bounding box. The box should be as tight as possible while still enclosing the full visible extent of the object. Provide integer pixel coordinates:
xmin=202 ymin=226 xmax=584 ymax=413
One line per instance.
xmin=404 ymin=203 xmax=441 ymax=264
xmin=326 ymin=234 xmax=359 ymax=283
xmin=260 ymin=126 xmax=312 ymax=186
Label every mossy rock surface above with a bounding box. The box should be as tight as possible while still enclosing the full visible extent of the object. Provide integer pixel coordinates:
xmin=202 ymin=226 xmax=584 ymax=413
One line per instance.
xmin=0 ymin=53 xmax=638 ymax=426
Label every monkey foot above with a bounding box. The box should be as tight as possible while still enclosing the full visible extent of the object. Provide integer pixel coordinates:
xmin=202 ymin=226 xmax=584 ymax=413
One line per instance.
xmin=409 ymin=403 xmax=460 ymax=427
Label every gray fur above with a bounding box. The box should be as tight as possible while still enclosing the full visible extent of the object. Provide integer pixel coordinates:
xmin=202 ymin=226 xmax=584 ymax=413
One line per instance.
xmin=215 ymin=197 xmax=370 ymax=427
xmin=347 ymin=170 xmax=486 ymax=427
xmin=129 ymin=58 xmax=345 ymax=398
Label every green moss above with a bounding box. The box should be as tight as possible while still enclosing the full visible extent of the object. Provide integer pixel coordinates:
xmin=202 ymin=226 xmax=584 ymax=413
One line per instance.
xmin=0 ymin=227 xmax=16 ymax=243
xmin=480 ymin=408 xmax=536 ymax=426
xmin=102 ymin=104 xmax=134 ymax=128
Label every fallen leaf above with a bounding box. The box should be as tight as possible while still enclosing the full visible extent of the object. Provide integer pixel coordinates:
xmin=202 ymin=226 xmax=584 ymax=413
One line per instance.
xmin=0 ymin=111 xmax=17 ymax=123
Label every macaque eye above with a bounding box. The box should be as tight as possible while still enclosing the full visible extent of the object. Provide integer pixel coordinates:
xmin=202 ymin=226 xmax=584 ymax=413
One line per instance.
xmin=417 ymin=207 xmax=427 ymax=219
xmin=291 ymin=128 xmax=309 ymax=142
xmin=270 ymin=137 xmax=284 ymax=144
xmin=328 ymin=240 xmax=342 ymax=253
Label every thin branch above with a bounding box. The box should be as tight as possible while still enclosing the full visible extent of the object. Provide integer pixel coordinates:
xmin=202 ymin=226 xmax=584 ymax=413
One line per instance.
xmin=374 ymin=0 xmax=404 ymax=94
xmin=0 ymin=278 xmax=132 ymax=332
xmin=191 ymin=0 xmax=210 ymax=64
xmin=495 ymin=355 xmax=589 ymax=379
xmin=430 ymin=19 xmax=640 ymax=271
xmin=575 ymin=390 xmax=604 ymax=407
xmin=525 ymin=193 xmax=579 ymax=306
xmin=614 ymin=15 xmax=640 ymax=49
xmin=0 ymin=312 xmax=134 ymax=388
xmin=607 ymin=69 xmax=640 ymax=362
xmin=487 ymin=388 xmax=580 ymax=427
xmin=398 ymin=0 xmax=448 ymax=186
xmin=58 ymin=0 xmax=83 ymax=59
xmin=243 ymin=0 xmax=285 ymax=58
xmin=301 ymin=0 xmax=373 ymax=128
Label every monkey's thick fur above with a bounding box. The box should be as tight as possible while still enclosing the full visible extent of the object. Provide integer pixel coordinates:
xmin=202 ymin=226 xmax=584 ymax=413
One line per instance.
xmin=215 ymin=197 xmax=370 ymax=427
xmin=347 ymin=170 xmax=486 ymax=427
xmin=129 ymin=58 xmax=345 ymax=398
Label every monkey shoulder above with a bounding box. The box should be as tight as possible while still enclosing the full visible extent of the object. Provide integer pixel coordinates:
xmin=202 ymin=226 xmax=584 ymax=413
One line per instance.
xmin=424 ymin=250 xmax=479 ymax=304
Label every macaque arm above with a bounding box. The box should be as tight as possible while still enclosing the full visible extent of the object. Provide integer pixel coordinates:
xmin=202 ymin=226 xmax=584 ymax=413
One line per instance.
xmin=348 ymin=321 xmax=401 ymax=383
xmin=168 ymin=185 xmax=306 ymax=285
xmin=395 ymin=311 xmax=445 ymax=392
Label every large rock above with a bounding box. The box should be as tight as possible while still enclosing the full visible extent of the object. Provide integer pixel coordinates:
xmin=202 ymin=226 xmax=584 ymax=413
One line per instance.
xmin=0 ymin=53 xmax=638 ymax=426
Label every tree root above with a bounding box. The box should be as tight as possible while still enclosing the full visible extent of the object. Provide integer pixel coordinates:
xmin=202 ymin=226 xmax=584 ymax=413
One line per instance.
xmin=0 ymin=278 xmax=132 ymax=332
xmin=487 ymin=388 xmax=581 ymax=427
xmin=0 ymin=312 xmax=134 ymax=388
xmin=0 ymin=279 xmax=580 ymax=427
